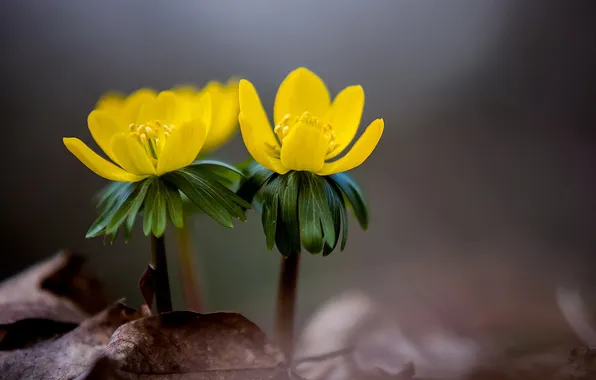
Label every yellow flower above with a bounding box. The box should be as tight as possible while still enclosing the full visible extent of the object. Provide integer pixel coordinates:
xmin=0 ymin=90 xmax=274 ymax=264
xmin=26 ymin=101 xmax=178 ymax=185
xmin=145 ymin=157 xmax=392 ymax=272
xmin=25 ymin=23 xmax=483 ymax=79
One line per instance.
xmin=238 ymin=67 xmax=384 ymax=175
xmin=95 ymin=79 xmax=239 ymax=156
xmin=63 ymin=89 xmax=212 ymax=182
xmin=172 ymin=79 xmax=239 ymax=154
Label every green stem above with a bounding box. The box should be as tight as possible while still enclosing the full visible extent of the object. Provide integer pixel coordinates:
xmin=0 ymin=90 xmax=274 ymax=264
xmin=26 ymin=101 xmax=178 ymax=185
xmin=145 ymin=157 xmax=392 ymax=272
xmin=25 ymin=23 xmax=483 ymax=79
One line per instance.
xmin=176 ymin=218 xmax=203 ymax=311
xmin=275 ymin=252 xmax=300 ymax=358
xmin=150 ymin=234 xmax=173 ymax=313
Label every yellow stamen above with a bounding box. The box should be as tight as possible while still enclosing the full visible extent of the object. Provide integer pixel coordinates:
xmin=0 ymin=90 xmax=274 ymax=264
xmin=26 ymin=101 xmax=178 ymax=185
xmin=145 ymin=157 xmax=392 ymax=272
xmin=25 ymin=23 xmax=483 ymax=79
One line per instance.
xmin=273 ymin=112 xmax=338 ymax=155
xmin=129 ymin=120 xmax=176 ymax=164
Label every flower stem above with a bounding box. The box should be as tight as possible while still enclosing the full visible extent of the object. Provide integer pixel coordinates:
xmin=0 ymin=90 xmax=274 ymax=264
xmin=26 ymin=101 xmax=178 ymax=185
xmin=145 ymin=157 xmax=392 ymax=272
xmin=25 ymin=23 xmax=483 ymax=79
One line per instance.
xmin=275 ymin=252 xmax=300 ymax=358
xmin=175 ymin=218 xmax=202 ymax=311
xmin=150 ymin=234 xmax=173 ymax=313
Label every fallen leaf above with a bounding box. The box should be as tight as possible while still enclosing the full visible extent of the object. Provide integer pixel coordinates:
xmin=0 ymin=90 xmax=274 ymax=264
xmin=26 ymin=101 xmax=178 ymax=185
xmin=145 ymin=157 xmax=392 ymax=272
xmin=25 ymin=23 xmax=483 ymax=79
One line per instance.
xmin=0 ymin=302 xmax=144 ymax=380
xmin=293 ymin=291 xmax=479 ymax=380
xmin=0 ymin=252 xmax=107 ymax=349
xmin=90 ymin=311 xmax=287 ymax=379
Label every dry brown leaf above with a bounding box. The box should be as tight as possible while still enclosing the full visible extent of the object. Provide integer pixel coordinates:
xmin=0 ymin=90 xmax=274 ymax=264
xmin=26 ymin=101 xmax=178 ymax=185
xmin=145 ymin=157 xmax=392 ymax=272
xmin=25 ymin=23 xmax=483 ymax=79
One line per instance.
xmin=84 ymin=311 xmax=287 ymax=380
xmin=0 ymin=302 xmax=144 ymax=380
xmin=0 ymin=251 xmax=106 ymax=324
xmin=293 ymin=291 xmax=478 ymax=380
xmin=0 ymin=251 xmax=107 ymax=349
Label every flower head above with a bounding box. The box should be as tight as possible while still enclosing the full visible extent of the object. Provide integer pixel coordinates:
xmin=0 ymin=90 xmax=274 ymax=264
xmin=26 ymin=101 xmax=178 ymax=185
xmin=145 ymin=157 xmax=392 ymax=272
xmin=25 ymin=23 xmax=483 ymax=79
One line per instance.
xmin=63 ymin=84 xmax=249 ymax=240
xmin=238 ymin=67 xmax=384 ymax=175
xmin=64 ymin=89 xmax=212 ymax=182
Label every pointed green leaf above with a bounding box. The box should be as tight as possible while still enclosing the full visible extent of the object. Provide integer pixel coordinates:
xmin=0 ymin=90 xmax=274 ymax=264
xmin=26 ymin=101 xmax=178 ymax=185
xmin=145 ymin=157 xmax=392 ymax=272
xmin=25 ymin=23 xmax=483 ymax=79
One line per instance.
xmin=275 ymin=211 xmax=294 ymax=257
xmin=143 ymin=183 xmax=156 ymax=236
xmin=298 ymin=172 xmax=336 ymax=254
xmin=87 ymin=182 xmax=135 ymax=238
xmin=191 ymin=159 xmax=246 ymax=190
xmin=299 ymin=183 xmax=323 ymax=253
xmin=86 ymin=207 xmax=114 ymax=238
xmin=185 ymin=166 xmax=253 ymax=212
xmin=235 ymin=157 xmax=257 ymax=174
xmin=192 ymin=159 xmax=246 ymax=178
xmin=261 ymin=176 xmax=281 ymax=251
xmin=106 ymin=180 xmax=152 ymax=236
xmin=164 ymin=171 xmax=234 ymax=228
xmin=326 ymin=180 xmax=349 ymax=251
xmin=236 ymin=162 xmax=276 ymax=206
xmin=322 ymin=179 xmax=343 ymax=256
xmin=150 ymin=180 xmax=168 ymax=237
xmin=95 ymin=181 xmax=129 ymax=210
xmin=124 ymin=178 xmax=153 ymax=237
xmin=279 ymin=172 xmax=301 ymax=253
xmin=193 ymin=167 xmax=253 ymax=211
xmin=164 ymin=183 xmax=184 ymax=228
xmin=329 ymin=173 xmax=369 ymax=230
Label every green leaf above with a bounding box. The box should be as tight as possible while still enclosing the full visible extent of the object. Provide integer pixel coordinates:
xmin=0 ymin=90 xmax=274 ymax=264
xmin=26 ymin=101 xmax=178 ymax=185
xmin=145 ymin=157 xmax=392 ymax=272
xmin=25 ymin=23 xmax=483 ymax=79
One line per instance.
xmin=279 ymin=172 xmax=301 ymax=253
xmin=329 ymin=173 xmax=369 ymax=230
xmin=86 ymin=207 xmax=115 ymax=238
xmin=298 ymin=172 xmax=335 ymax=254
xmin=190 ymin=159 xmax=246 ymax=190
xmin=164 ymin=169 xmax=244 ymax=228
xmin=261 ymin=176 xmax=281 ymax=251
xmin=274 ymin=214 xmax=293 ymax=257
xmin=95 ymin=181 xmax=129 ymax=210
xmin=330 ymin=180 xmax=349 ymax=251
xmin=235 ymin=157 xmax=257 ymax=174
xmin=143 ymin=183 xmax=156 ymax=236
xmin=106 ymin=180 xmax=151 ymax=236
xmin=322 ymin=178 xmax=344 ymax=256
xmin=86 ymin=182 xmax=135 ymax=238
xmin=236 ymin=163 xmax=276 ymax=207
xmin=164 ymin=183 xmax=184 ymax=228
xmin=191 ymin=166 xmax=253 ymax=210
xmin=298 ymin=173 xmax=323 ymax=254
xmin=192 ymin=159 xmax=246 ymax=178
xmin=150 ymin=180 xmax=168 ymax=237
xmin=124 ymin=178 xmax=153 ymax=238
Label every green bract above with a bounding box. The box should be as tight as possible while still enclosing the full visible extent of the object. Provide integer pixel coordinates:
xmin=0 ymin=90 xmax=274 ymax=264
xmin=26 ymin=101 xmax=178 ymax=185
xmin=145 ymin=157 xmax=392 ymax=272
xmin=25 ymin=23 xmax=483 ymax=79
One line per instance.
xmin=238 ymin=161 xmax=369 ymax=256
xmin=89 ymin=160 xmax=251 ymax=242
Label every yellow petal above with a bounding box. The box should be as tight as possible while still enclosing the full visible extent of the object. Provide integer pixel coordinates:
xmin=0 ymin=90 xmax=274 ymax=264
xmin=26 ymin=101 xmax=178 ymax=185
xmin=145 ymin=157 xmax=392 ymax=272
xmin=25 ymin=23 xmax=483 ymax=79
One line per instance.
xmin=238 ymin=79 xmax=276 ymax=147
xmin=173 ymin=85 xmax=199 ymax=98
xmin=190 ymin=91 xmax=212 ymax=136
xmin=202 ymin=84 xmax=239 ymax=153
xmin=317 ymin=118 xmax=384 ymax=175
xmin=324 ymin=85 xmax=364 ymax=159
xmin=111 ymin=133 xmax=156 ymax=176
xmin=156 ymin=119 xmax=208 ymax=175
xmin=280 ymin=121 xmax=329 ymax=172
xmin=154 ymin=91 xmax=184 ymax=122
xmin=136 ymin=91 xmax=182 ymax=124
xmin=274 ymin=67 xmax=331 ymax=124
xmin=239 ymin=113 xmax=289 ymax=175
xmin=88 ymin=110 xmax=127 ymax=166
xmin=123 ymin=89 xmax=157 ymax=123
xmin=63 ymin=138 xmax=147 ymax=182
xmin=95 ymin=93 xmax=125 ymax=110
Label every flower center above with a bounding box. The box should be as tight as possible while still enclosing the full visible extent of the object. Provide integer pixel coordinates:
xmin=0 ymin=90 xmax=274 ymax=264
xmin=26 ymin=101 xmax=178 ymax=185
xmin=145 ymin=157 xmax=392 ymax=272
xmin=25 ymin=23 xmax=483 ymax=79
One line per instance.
xmin=270 ymin=112 xmax=337 ymax=157
xmin=129 ymin=120 xmax=175 ymax=162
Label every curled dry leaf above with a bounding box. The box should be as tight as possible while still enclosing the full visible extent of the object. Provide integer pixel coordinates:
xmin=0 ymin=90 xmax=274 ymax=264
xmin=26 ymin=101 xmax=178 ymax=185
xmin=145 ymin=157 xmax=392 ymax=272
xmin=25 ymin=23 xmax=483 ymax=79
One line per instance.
xmin=293 ymin=290 xmax=481 ymax=380
xmin=84 ymin=311 xmax=286 ymax=380
xmin=0 ymin=251 xmax=107 ymax=349
xmin=0 ymin=302 xmax=144 ymax=380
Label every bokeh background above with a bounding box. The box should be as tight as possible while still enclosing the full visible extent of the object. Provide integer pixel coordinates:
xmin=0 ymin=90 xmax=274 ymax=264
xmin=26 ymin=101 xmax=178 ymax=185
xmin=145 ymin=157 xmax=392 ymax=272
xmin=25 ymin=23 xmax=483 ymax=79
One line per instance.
xmin=1 ymin=1 xmax=596 ymax=339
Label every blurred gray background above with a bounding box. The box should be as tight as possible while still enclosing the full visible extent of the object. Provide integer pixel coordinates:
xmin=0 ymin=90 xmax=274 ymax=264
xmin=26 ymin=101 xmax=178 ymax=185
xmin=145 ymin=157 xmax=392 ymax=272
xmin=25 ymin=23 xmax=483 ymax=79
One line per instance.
xmin=1 ymin=1 xmax=595 ymax=338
